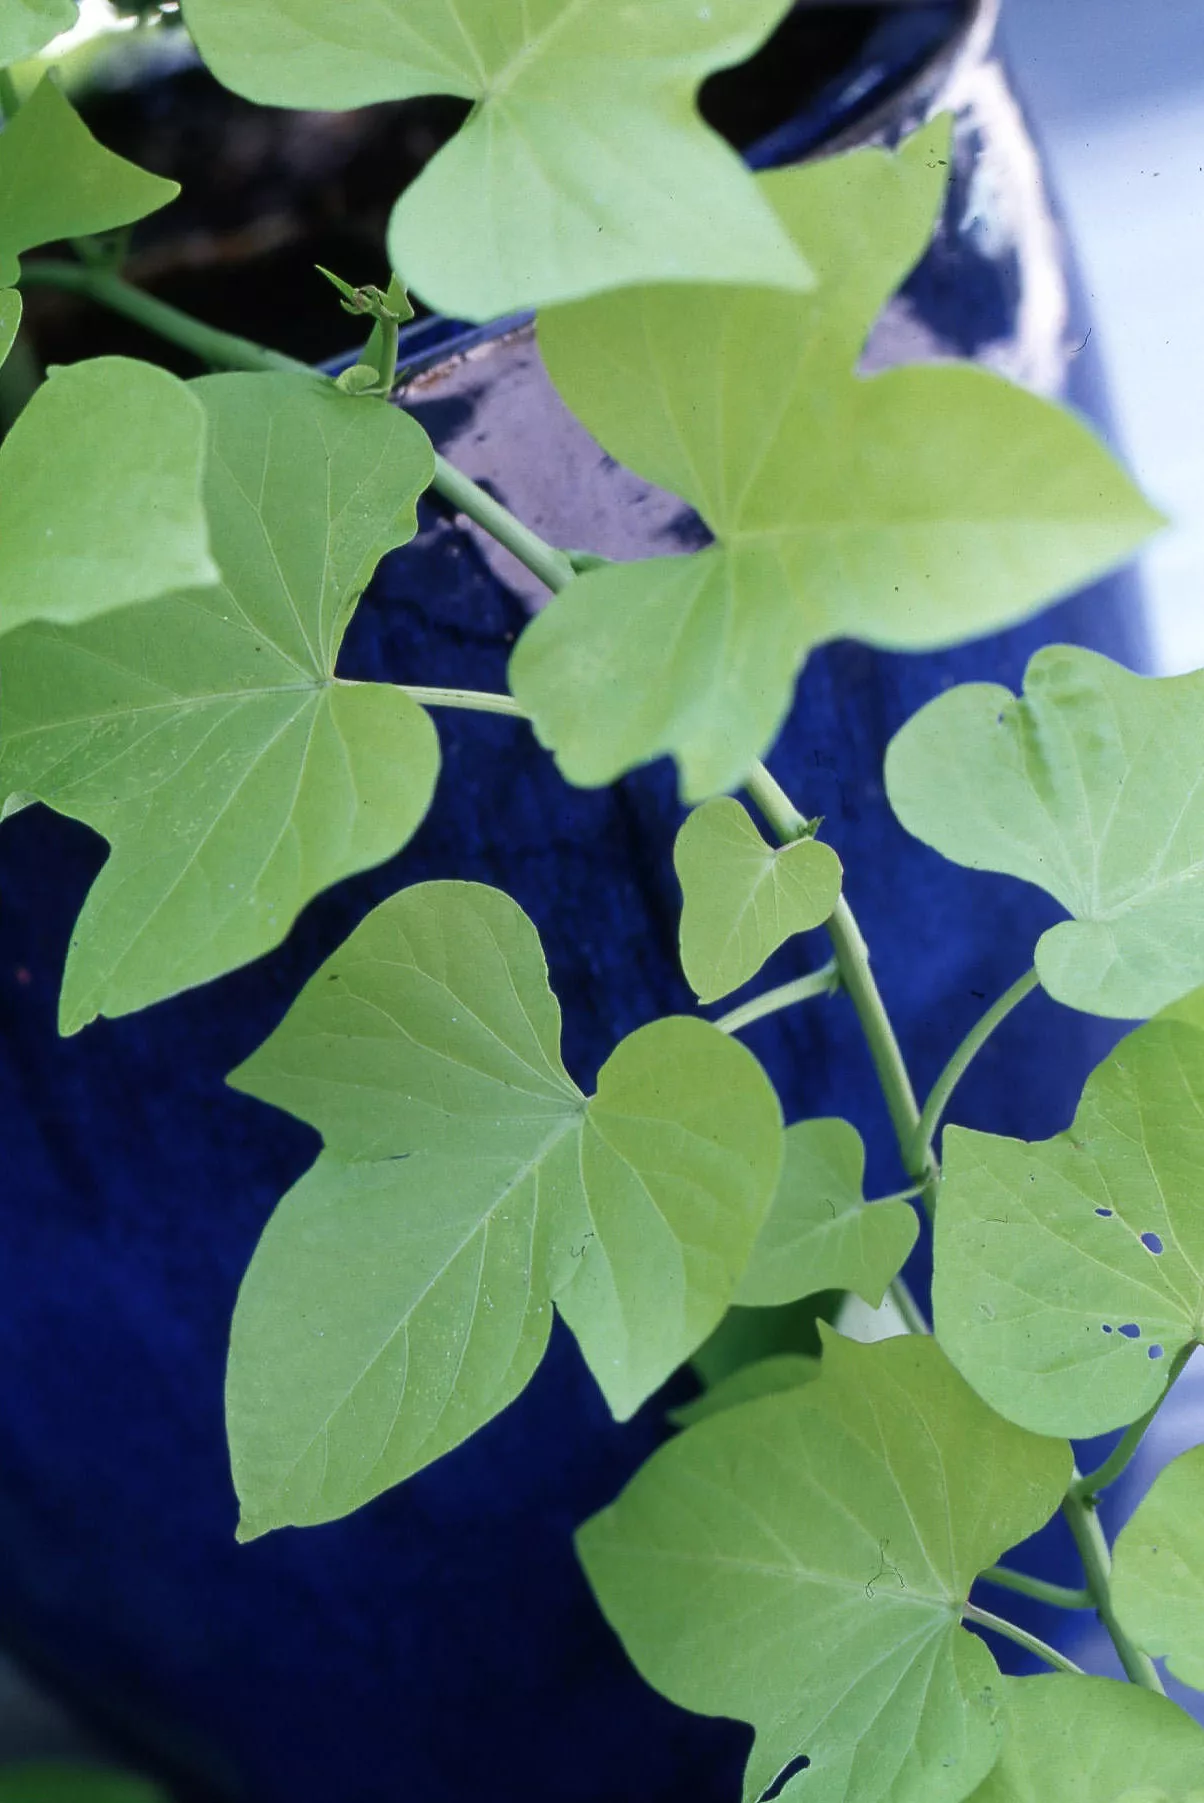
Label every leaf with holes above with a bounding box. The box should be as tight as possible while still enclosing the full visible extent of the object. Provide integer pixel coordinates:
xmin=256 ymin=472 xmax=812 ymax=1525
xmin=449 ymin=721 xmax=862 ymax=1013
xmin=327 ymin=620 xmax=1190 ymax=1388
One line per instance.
xmin=667 ymin=1353 xmax=817 ymax=1429
xmin=887 ymin=646 xmax=1204 ymax=1019
xmin=0 ymin=357 xmax=216 ymax=638
xmin=0 ymin=77 xmax=178 ymax=286
xmin=180 ymin=0 xmax=812 ymax=320
xmin=933 ymin=1013 xmax=1204 ymax=1437
xmin=0 ymin=0 xmax=76 ymax=66
xmin=0 ymin=371 xmax=438 ymax=1028
xmin=674 ymin=799 xmax=842 ymax=1002
xmin=512 ymin=122 xmax=1161 ymax=799
xmin=735 ymin=1118 xmax=919 ymax=1311
xmin=1112 ymin=1444 xmax=1204 ymax=1691
xmin=578 ymin=1331 xmax=1071 ymax=1803
xmin=965 ymin=1676 xmax=1204 ymax=1802
xmin=0 ymin=287 xmax=20 ymax=365
xmin=227 ymin=880 xmax=784 ymax=1535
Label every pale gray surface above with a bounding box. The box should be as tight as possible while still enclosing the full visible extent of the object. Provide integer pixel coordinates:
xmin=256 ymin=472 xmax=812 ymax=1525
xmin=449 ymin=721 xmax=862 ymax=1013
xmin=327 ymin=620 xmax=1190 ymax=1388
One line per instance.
xmin=1004 ymin=0 xmax=1204 ymax=673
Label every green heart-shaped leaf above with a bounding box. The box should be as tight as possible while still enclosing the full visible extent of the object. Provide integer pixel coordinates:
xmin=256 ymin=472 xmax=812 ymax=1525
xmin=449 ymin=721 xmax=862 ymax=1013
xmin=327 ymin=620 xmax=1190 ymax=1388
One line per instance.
xmin=0 ymin=356 xmax=216 ymax=638
xmin=180 ymin=0 xmax=812 ymax=320
xmin=0 ymin=371 xmax=438 ymax=1027
xmin=667 ymin=1352 xmax=817 ymax=1429
xmin=578 ymin=1330 xmax=1071 ymax=1803
xmin=513 ymin=123 xmax=1161 ymax=799
xmin=674 ymin=798 xmax=842 ymax=1001
xmin=886 ymin=646 xmax=1204 ymax=1019
xmin=227 ymin=880 xmax=784 ymax=1535
xmin=933 ymin=1014 xmax=1204 ymax=1437
xmin=1113 ymin=1443 xmax=1204 ymax=1691
xmin=0 ymin=286 xmax=20 ymax=364
xmin=0 ymin=77 xmax=177 ymax=285
xmin=0 ymin=0 xmax=75 ymax=66
xmin=736 ymin=1117 xmax=919 ymax=1311
xmin=965 ymin=1676 xmax=1204 ymax=1802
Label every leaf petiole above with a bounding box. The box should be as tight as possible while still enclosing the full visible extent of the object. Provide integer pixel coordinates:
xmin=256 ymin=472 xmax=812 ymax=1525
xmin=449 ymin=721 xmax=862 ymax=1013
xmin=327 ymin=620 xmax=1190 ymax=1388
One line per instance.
xmin=1062 ymin=1477 xmax=1165 ymax=1691
xmin=980 ymin=1566 xmax=1093 ymax=1611
xmin=399 ymin=685 xmax=528 ymax=720
xmin=910 ymin=967 xmax=1041 ymax=1167
xmin=712 ymin=963 xmax=840 ymax=1036
xmin=1071 ymin=1343 xmax=1194 ymax=1501
xmin=962 ymin=1601 xmax=1086 ymax=1677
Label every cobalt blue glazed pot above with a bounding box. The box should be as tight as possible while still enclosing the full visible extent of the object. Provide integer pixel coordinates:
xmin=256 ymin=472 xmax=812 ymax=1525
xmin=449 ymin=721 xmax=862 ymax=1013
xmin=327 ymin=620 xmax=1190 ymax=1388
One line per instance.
xmin=0 ymin=4 xmax=1153 ymax=1797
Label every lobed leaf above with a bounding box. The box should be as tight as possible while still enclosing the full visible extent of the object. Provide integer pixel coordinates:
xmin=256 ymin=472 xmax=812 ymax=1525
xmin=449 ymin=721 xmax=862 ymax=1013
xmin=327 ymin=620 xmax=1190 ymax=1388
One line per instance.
xmin=933 ymin=1014 xmax=1204 ymax=1437
xmin=965 ymin=1676 xmax=1204 ymax=1802
xmin=0 ymin=356 xmax=216 ymax=638
xmin=886 ymin=646 xmax=1204 ymax=1019
xmin=674 ymin=797 xmax=842 ymax=1002
xmin=227 ymin=881 xmax=784 ymax=1535
xmin=0 ymin=371 xmax=438 ymax=1027
xmin=0 ymin=0 xmax=76 ymax=67
xmin=179 ymin=0 xmax=812 ymax=320
xmin=513 ymin=123 xmax=1161 ymax=799
xmin=0 ymin=286 xmax=19 ymax=364
xmin=1112 ymin=1443 xmax=1204 ymax=1691
xmin=0 ymin=76 xmax=178 ymax=285
xmin=578 ymin=1331 xmax=1071 ymax=1803
xmin=736 ymin=1117 xmax=919 ymax=1311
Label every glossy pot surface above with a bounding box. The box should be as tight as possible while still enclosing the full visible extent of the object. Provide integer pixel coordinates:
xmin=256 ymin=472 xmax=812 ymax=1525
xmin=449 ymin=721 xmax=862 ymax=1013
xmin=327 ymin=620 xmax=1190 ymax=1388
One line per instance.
xmin=0 ymin=7 xmax=1151 ymax=1798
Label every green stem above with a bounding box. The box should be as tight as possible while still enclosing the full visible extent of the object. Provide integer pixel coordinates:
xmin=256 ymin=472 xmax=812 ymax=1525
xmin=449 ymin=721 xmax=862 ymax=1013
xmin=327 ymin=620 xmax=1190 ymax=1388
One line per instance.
xmin=18 ymin=260 xmax=579 ymax=593
xmin=1062 ymin=1479 xmax=1165 ymax=1691
xmin=887 ymin=1277 xmax=931 ymax=1338
xmin=398 ymin=685 xmax=527 ymax=720
xmin=430 ymin=451 xmax=575 ymax=593
xmin=826 ymin=896 xmax=933 ymax=1187
xmin=743 ymin=760 xmax=818 ymax=844
xmin=980 ymin=1566 xmax=1093 ymax=1611
xmin=713 ymin=962 xmax=840 ymax=1036
xmin=20 ymin=259 xmax=308 ymax=372
xmin=910 ymin=968 xmax=1040 ymax=1167
xmin=1072 ymin=1345 xmax=1193 ymax=1501
xmin=962 ymin=1603 xmax=1085 ymax=1677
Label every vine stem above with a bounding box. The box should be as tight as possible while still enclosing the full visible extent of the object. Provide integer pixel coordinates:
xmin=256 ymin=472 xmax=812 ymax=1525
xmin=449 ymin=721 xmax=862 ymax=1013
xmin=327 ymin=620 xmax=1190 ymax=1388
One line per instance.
xmin=1062 ymin=1480 xmax=1165 ymax=1692
xmin=1071 ymin=1344 xmax=1194 ymax=1500
xmin=910 ymin=967 xmax=1041 ymax=1167
xmin=399 ymin=685 xmax=527 ymax=719
xmin=19 ymin=260 xmax=578 ymax=593
xmin=980 ymin=1566 xmax=1093 ymax=1611
xmin=713 ymin=963 xmax=840 ymax=1036
xmin=961 ymin=1603 xmax=1085 ymax=1678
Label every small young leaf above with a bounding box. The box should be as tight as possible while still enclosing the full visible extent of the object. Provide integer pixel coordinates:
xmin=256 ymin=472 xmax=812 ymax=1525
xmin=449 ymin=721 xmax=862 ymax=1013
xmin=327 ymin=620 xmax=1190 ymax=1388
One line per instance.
xmin=0 ymin=0 xmax=76 ymax=67
xmin=180 ymin=0 xmax=812 ymax=320
xmin=1112 ymin=1444 xmax=1204 ymax=1691
xmin=965 ymin=1676 xmax=1204 ymax=1801
xmin=0 ymin=357 xmax=216 ymax=638
xmin=0 ymin=371 xmax=438 ymax=1026
xmin=0 ymin=77 xmax=178 ymax=285
xmin=0 ymin=287 xmax=20 ymax=365
xmin=578 ymin=1331 xmax=1071 ymax=1803
xmin=736 ymin=1118 xmax=919 ymax=1311
xmin=227 ymin=881 xmax=783 ymax=1534
xmin=674 ymin=798 xmax=842 ymax=1002
xmin=933 ymin=1014 xmax=1204 ymax=1437
xmin=666 ymin=1353 xmax=817 ymax=1428
xmin=886 ymin=646 xmax=1204 ymax=1019
xmin=514 ymin=124 xmax=1161 ymax=799
xmin=0 ymin=1766 xmax=166 ymax=1803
